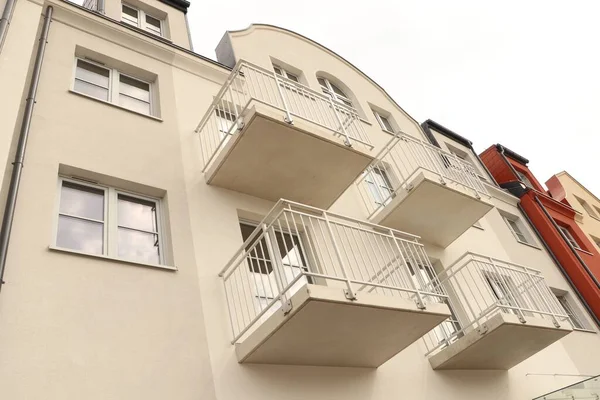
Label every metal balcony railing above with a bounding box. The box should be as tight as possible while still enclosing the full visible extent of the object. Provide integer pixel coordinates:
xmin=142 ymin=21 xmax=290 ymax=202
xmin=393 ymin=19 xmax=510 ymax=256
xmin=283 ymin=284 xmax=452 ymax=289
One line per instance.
xmin=356 ymin=132 xmax=490 ymax=217
xmin=218 ymin=199 xmax=447 ymax=343
xmin=421 ymin=252 xmax=569 ymax=356
xmin=195 ymin=60 xmax=372 ymax=172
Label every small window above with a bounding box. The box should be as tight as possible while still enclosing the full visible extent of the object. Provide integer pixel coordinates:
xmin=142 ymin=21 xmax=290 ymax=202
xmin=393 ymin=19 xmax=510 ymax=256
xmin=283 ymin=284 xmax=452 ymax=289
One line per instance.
xmin=121 ymin=3 xmax=163 ymax=37
xmin=503 ymin=215 xmax=530 ymax=244
xmin=73 ymin=58 xmax=155 ymax=116
xmin=574 ymin=196 xmax=599 ymax=219
xmin=556 ymin=294 xmax=589 ymax=330
xmin=516 ymin=170 xmax=534 ymax=188
xmin=373 ymin=111 xmax=394 ymax=133
xmin=56 ymin=178 xmax=165 ymax=265
xmin=557 ymin=224 xmax=582 ymax=250
xmin=591 ymin=235 xmax=600 ymax=249
xmin=365 ymin=167 xmax=393 ymax=206
xmin=317 ymin=76 xmax=353 ymax=107
xmin=272 ymin=64 xmax=299 ymax=82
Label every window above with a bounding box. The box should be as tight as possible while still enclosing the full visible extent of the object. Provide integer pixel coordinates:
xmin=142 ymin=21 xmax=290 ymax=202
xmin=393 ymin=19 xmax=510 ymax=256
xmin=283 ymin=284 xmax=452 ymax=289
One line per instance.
xmin=121 ymin=4 xmax=163 ymax=36
xmin=503 ymin=215 xmax=530 ymax=244
xmin=272 ymin=64 xmax=299 ymax=82
xmin=574 ymin=196 xmax=600 ymax=219
xmin=557 ymin=224 xmax=582 ymax=250
xmin=56 ymin=178 xmax=164 ymax=265
xmin=317 ymin=76 xmax=353 ymax=107
xmin=556 ymin=294 xmax=589 ymax=330
xmin=74 ymin=59 xmax=153 ymax=116
xmin=373 ymin=111 xmax=394 ymax=133
xmin=591 ymin=235 xmax=600 ymax=249
xmin=365 ymin=167 xmax=393 ymax=205
xmin=215 ymin=108 xmax=237 ymax=137
xmin=484 ymin=272 xmax=520 ymax=313
xmin=516 ymin=170 xmax=534 ymax=188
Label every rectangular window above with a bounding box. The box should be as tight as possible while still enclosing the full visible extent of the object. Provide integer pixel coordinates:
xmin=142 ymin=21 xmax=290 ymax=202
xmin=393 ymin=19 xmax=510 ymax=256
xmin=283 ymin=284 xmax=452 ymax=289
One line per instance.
xmin=516 ymin=170 xmax=534 ymax=188
xmin=574 ymin=196 xmax=600 ymax=219
xmin=557 ymin=224 xmax=582 ymax=250
xmin=121 ymin=3 xmax=163 ymax=36
xmin=503 ymin=215 xmax=530 ymax=244
xmin=272 ymin=64 xmax=299 ymax=82
xmin=591 ymin=235 xmax=600 ymax=249
xmin=73 ymin=58 xmax=154 ymax=116
xmin=556 ymin=294 xmax=588 ymax=330
xmin=56 ymin=178 xmax=165 ymax=265
xmin=365 ymin=167 xmax=393 ymax=206
xmin=373 ymin=111 xmax=394 ymax=133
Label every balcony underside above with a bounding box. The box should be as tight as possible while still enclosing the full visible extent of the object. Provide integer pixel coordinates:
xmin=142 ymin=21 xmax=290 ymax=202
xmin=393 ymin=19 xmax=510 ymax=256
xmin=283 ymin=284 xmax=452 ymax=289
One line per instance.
xmin=205 ymin=102 xmax=374 ymax=208
xmin=429 ymin=312 xmax=572 ymax=370
xmin=236 ymin=284 xmax=450 ymax=368
xmin=371 ymin=170 xmax=493 ymax=247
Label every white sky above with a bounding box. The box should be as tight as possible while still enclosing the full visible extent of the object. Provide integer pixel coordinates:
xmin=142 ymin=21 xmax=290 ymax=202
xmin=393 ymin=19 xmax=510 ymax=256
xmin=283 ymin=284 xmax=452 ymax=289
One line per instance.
xmin=187 ymin=0 xmax=599 ymax=195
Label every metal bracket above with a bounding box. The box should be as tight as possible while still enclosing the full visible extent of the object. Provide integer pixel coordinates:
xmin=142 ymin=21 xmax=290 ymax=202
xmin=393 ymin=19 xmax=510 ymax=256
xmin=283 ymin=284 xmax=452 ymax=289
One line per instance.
xmin=552 ymin=320 xmax=561 ymax=328
xmin=477 ymin=324 xmax=488 ymax=335
xmin=284 ymin=116 xmax=294 ymax=125
xmin=344 ymin=289 xmax=357 ymax=301
xmin=281 ymin=300 xmax=293 ymax=315
xmin=237 ymin=121 xmax=245 ymax=131
xmin=405 ymin=183 xmax=414 ymax=192
xmin=439 ymin=178 xmax=447 ymax=185
xmin=415 ymin=299 xmax=426 ymax=310
xmin=518 ymin=315 xmax=527 ymax=324
xmin=343 ymin=140 xmax=353 ymax=148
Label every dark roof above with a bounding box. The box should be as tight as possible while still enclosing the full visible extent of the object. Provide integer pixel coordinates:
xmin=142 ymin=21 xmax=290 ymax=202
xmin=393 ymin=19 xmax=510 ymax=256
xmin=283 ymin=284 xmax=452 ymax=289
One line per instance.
xmin=421 ymin=119 xmax=473 ymax=148
xmin=158 ymin=0 xmax=190 ymax=13
xmin=495 ymin=144 xmax=530 ymax=165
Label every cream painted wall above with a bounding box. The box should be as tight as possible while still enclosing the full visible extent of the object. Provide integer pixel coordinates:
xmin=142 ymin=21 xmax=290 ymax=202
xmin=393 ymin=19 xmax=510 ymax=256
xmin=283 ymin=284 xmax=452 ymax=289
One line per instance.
xmin=0 ymin=4 xmax=598 ymax=400
xmin=556 ymin=172 xmax=600 ymax=251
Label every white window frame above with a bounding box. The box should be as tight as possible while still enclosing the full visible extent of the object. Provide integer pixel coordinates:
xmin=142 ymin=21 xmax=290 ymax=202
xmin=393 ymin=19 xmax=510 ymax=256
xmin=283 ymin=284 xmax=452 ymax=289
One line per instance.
xmin=503 ymin=215 xmax=531 ymax=245
xmin=574 ymin=195 xmax=600 ymax=220
xmin=317 ymin=76 xmax=353 ymax=107
xmin=364 ymin=167 xmax=394 ymax=206
xmin=54 ymin=177 xmax=166 ymax=266
xmin=556 ymin=293 xmax=591 ymax=331
xmin=557 ymin=224 xmax=582 ymax=250
xmin=272 ymin=64 xmax=299 ymax=82
xmin=72 ymin=58 xmax=154 ymax=116
xmin=373 ymin=111 xmax=394 ymax=133
xmin=121 ymin=3 xmax=164 ymax=37
xmin=516 ymin=170 xmax=534 ymax=188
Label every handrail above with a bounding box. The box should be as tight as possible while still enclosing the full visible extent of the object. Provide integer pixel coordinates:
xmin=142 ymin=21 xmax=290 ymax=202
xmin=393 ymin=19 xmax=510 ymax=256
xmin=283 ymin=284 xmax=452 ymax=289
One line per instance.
xmin=218 ymin=199 xmax=447 ymax=343
xmin=196 ymin=59 xmax=373 ymax=173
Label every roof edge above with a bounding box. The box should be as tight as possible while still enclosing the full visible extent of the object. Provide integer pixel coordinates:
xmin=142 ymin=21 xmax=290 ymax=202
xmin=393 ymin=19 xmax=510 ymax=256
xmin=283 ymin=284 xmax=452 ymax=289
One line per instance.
xmin=496 ymin=144 xmax=530 ymax=165
xmin=422 ymin=119 xmax=473 ymax=147
xmin=158 ymin=0 xmax=190 ymax=13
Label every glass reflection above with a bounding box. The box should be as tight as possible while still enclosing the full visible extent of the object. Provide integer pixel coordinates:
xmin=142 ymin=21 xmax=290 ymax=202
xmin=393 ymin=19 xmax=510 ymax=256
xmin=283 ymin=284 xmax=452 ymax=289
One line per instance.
xmin=57 ymin=215 xmax=103 ymax=254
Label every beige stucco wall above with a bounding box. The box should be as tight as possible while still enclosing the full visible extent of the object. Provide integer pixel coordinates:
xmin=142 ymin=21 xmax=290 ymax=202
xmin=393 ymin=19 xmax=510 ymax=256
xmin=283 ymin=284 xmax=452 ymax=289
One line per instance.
xmin=0 ymin=5 xmax=598 ymax=400
xmin=555 ymin=172 xmax=600 ymax=252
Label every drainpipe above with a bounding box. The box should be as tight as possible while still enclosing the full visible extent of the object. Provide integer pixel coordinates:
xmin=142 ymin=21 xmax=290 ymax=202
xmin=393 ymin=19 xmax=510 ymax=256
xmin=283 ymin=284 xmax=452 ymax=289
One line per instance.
xmin=519 ymin=202 xmax=600 ymax=329
xmin=0 ymin=6 xmax=52 ymax=292
xmin=534 ymin=195 xmax=600 ymax=290
xmin=0 ymin=0 xmax=17 ymax=53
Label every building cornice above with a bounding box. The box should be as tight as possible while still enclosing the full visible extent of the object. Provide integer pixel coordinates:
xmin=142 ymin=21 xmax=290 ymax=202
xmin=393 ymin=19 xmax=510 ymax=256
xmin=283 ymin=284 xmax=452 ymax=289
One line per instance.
xmin=495 ymin=144 xmax=529 ymax=165
xmin=157 ymin=0 xmax=190 ymax=14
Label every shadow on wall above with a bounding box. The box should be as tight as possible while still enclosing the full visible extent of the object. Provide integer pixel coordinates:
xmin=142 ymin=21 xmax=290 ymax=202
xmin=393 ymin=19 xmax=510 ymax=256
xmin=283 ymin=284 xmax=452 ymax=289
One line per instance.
xmin=429 ymin=370 xmax=509 ymax=399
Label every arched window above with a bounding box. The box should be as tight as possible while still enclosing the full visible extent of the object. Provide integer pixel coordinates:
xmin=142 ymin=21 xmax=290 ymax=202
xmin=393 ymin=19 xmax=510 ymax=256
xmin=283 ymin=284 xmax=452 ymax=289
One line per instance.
xmin=317 ymin=76 xmax=353 ymax=107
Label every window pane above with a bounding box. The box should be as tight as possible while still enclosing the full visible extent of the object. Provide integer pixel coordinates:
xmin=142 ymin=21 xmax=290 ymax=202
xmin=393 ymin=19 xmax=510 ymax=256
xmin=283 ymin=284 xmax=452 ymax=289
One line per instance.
xmin=273 ymin=66 xmax=282 ymax=75
xmin=118 ymin=228 xmax=160 ymax=264
xmin=118 ymin=195 xmax=157 ymax=232
xmin=118 ymin=94 xmax=150 ymax=114
xmin=122 ymin=4 xmax=138 ymax=19
xmin=317 ymin=77 xmax=327 ymax=88
xmin=145 ymin=14 xmax=161 ymax=29
xmin=57 ymin=215 xmax=103 ymax=255
xmin=329 ymin=82 xmax=347 ymax=98
xmin=59 ymin=181 xmax=104 ymax=221
xmin=286 ymin=73 xmax=299 ymax=82
xmin=119 ymin=75 xmax=150 ymax=102
xmin=74 ymin=79 xmax=109 ymax=101
xmin=380 ymin=115 xmax=393 ymax=132
xmin=76 ymin=60 xmax=110 ymax=88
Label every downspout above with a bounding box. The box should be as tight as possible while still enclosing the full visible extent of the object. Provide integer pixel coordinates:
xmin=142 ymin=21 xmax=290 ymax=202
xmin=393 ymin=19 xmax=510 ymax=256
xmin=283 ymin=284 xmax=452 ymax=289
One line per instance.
xmin=0 ymin=5 xmax=52 ymax=292
xmin=519 ymin=202 xmax=600 ymax=328
xmin=0 ymin=0 xmax=17 ymax=53
xmin=534 ymin=195 xmax=600 ymax=290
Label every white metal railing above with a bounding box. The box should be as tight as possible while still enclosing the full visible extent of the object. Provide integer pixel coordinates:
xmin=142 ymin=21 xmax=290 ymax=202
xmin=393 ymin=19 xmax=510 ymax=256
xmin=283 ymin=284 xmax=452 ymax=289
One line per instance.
xmin=195 ymin=60 xmax=372 ymax=172
xmin=356 ymin=132 xmax=490 ymax=218
xmin=422 ymin=252 xmax=570 ymax=356
xmin=218 ymin=199 xmax=447 ymax=343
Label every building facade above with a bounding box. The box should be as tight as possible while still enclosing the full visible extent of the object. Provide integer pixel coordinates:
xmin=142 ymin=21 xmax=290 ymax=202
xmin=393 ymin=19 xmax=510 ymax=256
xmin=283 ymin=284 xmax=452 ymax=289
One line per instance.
xmin=0 ymin=0 xmax=598 ymax=399
xmin=481 ymin=145 xmax=600 ymax=322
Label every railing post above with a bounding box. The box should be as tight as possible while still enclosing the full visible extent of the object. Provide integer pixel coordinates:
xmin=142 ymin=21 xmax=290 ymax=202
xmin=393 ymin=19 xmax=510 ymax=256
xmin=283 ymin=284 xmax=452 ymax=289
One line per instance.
xmin=273 ymin=75 xmax=294 ymax=124
xmin=417 ymin=139 xmax=446 ymax=185
xmin=328 ymin=95 xmax=352 ymax=147
xmin=451 ymin=153 xmax=481 ymax=199
xmin=390 ymin=230 xmax=426 ymax=309
xmin=523 ymin=268 xmax=561 ymax=328
xmin=322 ymin=212 xmax=356 ymax=300
xmin=262 ymin=223 xmax=293 ymax=314
xmin=487 ymin=257 xmax=527 ymax=323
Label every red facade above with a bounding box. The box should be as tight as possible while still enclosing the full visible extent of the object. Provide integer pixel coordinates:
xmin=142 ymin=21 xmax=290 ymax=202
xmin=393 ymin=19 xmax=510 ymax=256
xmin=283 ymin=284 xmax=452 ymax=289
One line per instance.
xmin=480 ymin=145 xmax=600 ymax=319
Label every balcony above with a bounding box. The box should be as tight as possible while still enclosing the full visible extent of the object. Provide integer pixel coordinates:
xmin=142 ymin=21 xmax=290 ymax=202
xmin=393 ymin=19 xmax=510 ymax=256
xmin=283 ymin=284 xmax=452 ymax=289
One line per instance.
xmin=356 ymin=133 xmax=493 ymax=246
xmin=422 ymin=253 xmax=573 ymax=370
xmin=196 ymin=61 xmax=374 ymax=208
xmin=219 ymin=200 xmax=451 ymax=367
xmin=533 ymin=374 xmax=599 ymax=400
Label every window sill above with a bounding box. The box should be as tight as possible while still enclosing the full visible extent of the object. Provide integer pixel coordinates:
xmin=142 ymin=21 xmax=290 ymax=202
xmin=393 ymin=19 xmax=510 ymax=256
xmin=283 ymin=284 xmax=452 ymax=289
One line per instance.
xmin=48 ymin=245 xmax=177 ymax=272
xmin=516 ymin=239 xmax=541 ymax=250
xmin=471 ymin=224 xmax=485 ymax=231
xmin=68 ymin=90 xmax=163 ymax=122
xmin=573 ymin=327 xmax=597 ymax=334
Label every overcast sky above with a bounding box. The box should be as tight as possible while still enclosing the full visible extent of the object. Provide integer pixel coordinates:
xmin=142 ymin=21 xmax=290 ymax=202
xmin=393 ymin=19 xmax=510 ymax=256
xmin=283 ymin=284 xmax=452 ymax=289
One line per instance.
xmin=186 ymin=0 xmax=599 ymax=194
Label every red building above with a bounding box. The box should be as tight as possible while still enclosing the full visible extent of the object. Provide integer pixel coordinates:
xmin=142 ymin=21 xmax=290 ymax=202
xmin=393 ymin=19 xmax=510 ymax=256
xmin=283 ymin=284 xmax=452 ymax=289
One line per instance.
xmin=481 ymin=144 xmax=600 ymax=322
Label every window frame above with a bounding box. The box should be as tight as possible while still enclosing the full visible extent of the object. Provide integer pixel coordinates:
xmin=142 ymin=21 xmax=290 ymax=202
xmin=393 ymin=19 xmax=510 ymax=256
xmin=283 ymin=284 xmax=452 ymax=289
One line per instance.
xmin=121 ymin=3 xmax=164 ymax=37
xmin=373 ymin=110 xmax=394 ymax=133
xmin=516 ymin=170 xmax=534 ymax=189
xmin=272 ymin=64 xmax=299 ymax=83
xmin=503 ymin=215 xmax=531 ymax=245
xmin=72 ymin=57 xmax=154 ymax=117
xmin=557 ymin=224 xmax=582 ymax=250
xmin=364 ymin=166 xmax=394 ymax=206
xmin=574 ymin=195 xmax=600 ymax=220
xmin=555 ymin=293 xmax=592 ymax=331
xmin=54 ymin=177 xmax=166 ymax=266
xmin=317 ymin=76 xmax=353 ymax=107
